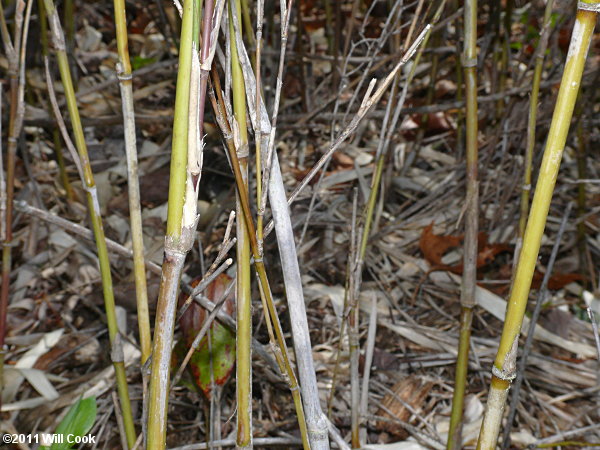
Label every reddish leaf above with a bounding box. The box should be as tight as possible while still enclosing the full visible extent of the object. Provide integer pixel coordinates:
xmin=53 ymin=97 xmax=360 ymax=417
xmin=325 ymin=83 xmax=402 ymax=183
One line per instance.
xmin=419 ymin=223 xmax=462 ymax=267
xmin=531 ymin=271 xmax=584 ymax=290
xmin=419 ymin=223 xmax=511 ymax=274
xmin=177 ymin=274 xmax=236 ymax=399
xmin=412 ymin=112 xmax=453 ymax=132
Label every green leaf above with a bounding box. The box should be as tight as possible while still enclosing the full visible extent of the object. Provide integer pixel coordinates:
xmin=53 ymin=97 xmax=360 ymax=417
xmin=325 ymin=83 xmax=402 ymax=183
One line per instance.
xmin=178 ymin=274 xmax=236 ymax=399
xmin=131 ymin=55 xmax=156 ymax=71
xmin=40 ymin=396 xmax=97 ymax=450
xmin=188 ymin=322 xmax=236 ymax=398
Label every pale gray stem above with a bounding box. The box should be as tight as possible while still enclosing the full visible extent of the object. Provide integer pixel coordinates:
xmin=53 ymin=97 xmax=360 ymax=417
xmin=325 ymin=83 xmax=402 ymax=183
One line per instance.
xmin=269 ymin=155 xmax=330 ymax=450
xmin=116 ymin=59 xmax=151 ymax=368
xmin=112 ymin=391 xmax=129 ymax=450
xmin=228 ymin=5 xmax=330 ymax=447
xmin=359 ymin=294 xmax=378 ymax=444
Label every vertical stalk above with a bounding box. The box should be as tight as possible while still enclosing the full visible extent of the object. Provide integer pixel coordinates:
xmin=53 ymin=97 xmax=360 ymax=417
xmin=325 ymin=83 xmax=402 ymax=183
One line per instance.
xmin=0 ymin=29 xmax=18 ymax=409
xmin=64 ymin=0 xmax=76 ymax=88
xmin=198 ymin=0 xmax=212 ymax=141
xmin=447 ymin=0 xmax=478 ymax=446
xmin=230 ymin=0 xmax=328 ymax=444
xmin=208 ymin=72 xmax=310 ymax=450
xmin=38 ymin=0 xmax=74 ymax=200
xmin=348 ymin=194 xmax=360 ymax=449
xmin=112 ymin=0 xmax=151 ymax=366
xmin=476 ymin=4 xmax=599 ymax=448
xmin=229 ymin=1 xmax=253 ymax=447
xmin=518 ymin=0 xmax=555 ymax=245
xmin=344 ymin=8 xmax=446 ymax=445
xmin=43 ymin=0 xmax=136 ymax=446
xmin=502 ymin=204 xmax=573 ymax=449
xmin=0 ymin=0 xmax=29 ymax=406
xmin=447 ymin=308 xmax=473 ymax=449
xmin=240 ymin=0 xmax=255 ymax=49
xmin=496 ymin=0 xmax=513 ymax=117
xmin=453 ymin=0 xmax=464 ymax=158
xmin=255 ymin=0 xmax=264 ymax=245
xmin=147 ymin=0 xmax=201 ymax=446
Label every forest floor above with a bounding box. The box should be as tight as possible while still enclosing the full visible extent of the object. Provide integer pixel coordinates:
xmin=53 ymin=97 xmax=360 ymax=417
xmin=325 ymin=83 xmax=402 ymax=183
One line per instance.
xmin=3 ymin=0 xmax=600 ymax=449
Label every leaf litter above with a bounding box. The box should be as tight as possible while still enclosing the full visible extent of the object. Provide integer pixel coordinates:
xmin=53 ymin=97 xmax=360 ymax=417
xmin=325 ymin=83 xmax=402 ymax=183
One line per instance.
xmin=3 ymin=1 xmax=600 ymax=449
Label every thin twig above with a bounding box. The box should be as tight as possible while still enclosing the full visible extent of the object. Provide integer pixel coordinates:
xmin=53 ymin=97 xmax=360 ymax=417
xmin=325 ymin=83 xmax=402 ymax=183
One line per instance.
xmin=14 ymin=200 xmax=162 ymax=274
xmin=264 ymin=24 xmax=431 ymax=237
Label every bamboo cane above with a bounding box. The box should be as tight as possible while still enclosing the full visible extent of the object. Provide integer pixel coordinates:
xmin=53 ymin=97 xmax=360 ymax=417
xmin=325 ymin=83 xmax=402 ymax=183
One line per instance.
xmin=496 ymin=0 xmax=513 ymax=118
xmin=447 ymin=0 xmax=479 ymax=447
xmin=518 ymin=0 xmax=555 ymax=246
xmin=209 ymin=63 xmax=310 ymax=449
xmin=249 ymin=27 xmax=429 ymax=447
xmin=43 ymin=0 xmax=136 ymax=446
xmin=227 ymin=0 xmax=328 ymax=445
xmin=38 ymin=0 xmax=74 ymax=200
xmin=228 ymin=1 xmax=253 ymax=447
xmin=112 ymin=0 xmax=152 ymax=367
xmin=476 ymin=3 xmax=600 ymax=448
xmin=0 ymin=0 xmax=28 ymax=405
xmin=324 ymin=3 xmax=440 ymax=426
xmin=146 ymin=0 xmax=200 ymax=446
xmin=346 ymin=10 xmax=446 ymax=447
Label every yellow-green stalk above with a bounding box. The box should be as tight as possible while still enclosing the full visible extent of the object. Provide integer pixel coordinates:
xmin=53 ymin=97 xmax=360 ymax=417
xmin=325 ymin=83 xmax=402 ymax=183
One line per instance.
xmin=496 ymin=0 xmax=513 ymax=117
xmin=147 ymin=0 xmax=201 ymax=446
xmin=240 ymin=0 xmax=255 ymax=50
xmin=43 ymin=0 xmax=136 ymax=446
xmin=229 ymin=1 xmax=253 ymax=447
xmin=518 ymin=0 xmax=555 ymax=244
xmin=63 ymin=0 xmax=76 ymax=89
xmin=447 ymin=0 xmax=478 ymax=448
xmin=38 ymin=0 xmax=74 ymax=200
xmin=112 ymin=0 xmax=151 ymax=366
xmin=226 ymin=1 xmax=319 ymax=444
xmin=477 ymin=4 xmax=599 ymax=448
